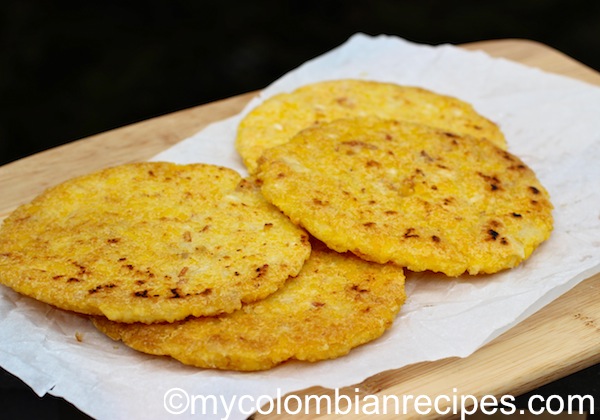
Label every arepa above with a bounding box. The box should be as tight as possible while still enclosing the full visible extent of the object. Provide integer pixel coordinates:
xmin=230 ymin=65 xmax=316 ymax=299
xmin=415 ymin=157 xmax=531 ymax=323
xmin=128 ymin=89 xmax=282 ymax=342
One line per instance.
xmin=256 ymin=117 xmax=553 ymax=276
xmin=0 ymin=162 xmax=311 ymax=323
xmin=93 ymin=240 xmax=406 ymax=371
xmin=236 ymin=79 xmax=506 ymax=173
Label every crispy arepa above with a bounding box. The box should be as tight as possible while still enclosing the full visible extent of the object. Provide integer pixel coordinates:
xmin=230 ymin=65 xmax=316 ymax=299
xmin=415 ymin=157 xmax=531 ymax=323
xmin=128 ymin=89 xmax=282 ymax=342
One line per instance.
xmin=236 ymin=79 xmax=506 ymax=173
xmin=0 ymin=162 xmax=311 ymax=323
xmin=256 ymin=117 xmax=553 ymax=276
xmin=92 ymin=240 xmax=406 ymax=371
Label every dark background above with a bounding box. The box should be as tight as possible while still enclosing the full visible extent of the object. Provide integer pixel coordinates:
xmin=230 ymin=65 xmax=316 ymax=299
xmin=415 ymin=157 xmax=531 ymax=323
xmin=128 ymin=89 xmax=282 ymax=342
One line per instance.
xmin=1 ymin=0 xmax=600 ymax=166
xmin=1 ymin=0 xmax=599 ymax=418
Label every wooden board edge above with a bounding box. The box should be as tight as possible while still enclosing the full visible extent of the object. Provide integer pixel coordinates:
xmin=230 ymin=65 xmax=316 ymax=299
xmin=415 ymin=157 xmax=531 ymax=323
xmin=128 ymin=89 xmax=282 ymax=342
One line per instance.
xmin=461 ymin=38 xmax=600 ymax=86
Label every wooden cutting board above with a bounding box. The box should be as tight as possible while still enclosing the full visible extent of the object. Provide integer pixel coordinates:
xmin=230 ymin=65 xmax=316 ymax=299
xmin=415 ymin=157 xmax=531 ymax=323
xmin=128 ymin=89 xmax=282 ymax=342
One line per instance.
xmin=1 ymin=39 xmax=599 ymax=418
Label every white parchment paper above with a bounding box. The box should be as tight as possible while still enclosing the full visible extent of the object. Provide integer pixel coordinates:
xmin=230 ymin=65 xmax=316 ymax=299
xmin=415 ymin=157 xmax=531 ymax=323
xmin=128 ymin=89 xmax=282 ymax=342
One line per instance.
xmin=1 ymin=34 xmax=599 ymax=420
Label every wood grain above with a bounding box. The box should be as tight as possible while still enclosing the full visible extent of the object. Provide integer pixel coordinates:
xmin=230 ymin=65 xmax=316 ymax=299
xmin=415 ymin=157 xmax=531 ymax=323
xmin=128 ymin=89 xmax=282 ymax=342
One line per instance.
xmin=1 ymin=39 xmax=598 ymax=418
